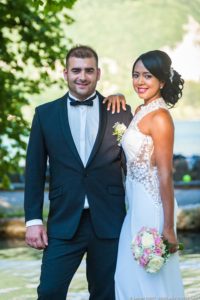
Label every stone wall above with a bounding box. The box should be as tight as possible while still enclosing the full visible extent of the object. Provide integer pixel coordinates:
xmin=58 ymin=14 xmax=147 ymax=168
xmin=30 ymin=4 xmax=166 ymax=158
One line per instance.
xmin=0 ymin=207 xmax=200 ymax=239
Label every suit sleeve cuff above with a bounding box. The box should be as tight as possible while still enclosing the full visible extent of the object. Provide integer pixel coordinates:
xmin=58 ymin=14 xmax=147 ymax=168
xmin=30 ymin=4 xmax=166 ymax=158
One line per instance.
xmin=26 ymin=219 xmax=43 ymax=227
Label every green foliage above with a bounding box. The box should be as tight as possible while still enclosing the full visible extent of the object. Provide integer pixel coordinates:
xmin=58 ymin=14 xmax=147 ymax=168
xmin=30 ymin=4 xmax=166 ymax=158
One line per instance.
xmin=0 ymin=174 xmax=11 ymax=190
xmin=0 ymin=0 xmax=77 ymax=178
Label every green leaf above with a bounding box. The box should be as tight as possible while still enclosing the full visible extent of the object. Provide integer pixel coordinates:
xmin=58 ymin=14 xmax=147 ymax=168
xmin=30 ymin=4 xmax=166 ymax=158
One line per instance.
xmin=0 ymin=0 xmax=77 ymax=179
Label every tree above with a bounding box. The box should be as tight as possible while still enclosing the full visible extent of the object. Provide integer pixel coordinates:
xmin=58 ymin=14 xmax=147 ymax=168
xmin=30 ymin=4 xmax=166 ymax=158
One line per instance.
xmin=0 ymin=0 xmax=77 ymax=180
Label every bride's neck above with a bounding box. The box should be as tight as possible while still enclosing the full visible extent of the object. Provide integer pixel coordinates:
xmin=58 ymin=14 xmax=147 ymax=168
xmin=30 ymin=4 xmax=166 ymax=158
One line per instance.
xmin=142 ymin=96 xmax=162 ymax=106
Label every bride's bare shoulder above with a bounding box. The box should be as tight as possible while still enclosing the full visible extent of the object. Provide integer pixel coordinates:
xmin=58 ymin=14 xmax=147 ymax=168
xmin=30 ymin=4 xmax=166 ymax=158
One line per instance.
xmin=151 ymin=108 xmax=174 ymax=130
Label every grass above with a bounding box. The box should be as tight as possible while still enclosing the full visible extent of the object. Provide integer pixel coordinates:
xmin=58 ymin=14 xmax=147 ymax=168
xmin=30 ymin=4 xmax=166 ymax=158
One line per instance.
xmin=0 ymin=247 xmax=199 ymax=299
xmin=0 ymin=209 xmax=49 ymax=219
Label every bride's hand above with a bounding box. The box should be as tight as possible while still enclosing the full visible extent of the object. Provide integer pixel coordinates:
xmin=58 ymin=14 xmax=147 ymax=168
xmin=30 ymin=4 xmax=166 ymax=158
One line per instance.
xmin=103 ymin=94 xmax=127 ymax=114
xmin=162 ymin=228 xmax=179 ymax=254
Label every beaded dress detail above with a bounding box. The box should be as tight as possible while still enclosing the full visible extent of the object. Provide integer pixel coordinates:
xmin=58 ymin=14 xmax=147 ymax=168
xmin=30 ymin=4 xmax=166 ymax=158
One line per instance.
xmin=126 ymin=98 xmax=168 ymax=207
xmin=115 ymin=98 xmax=184 ymax=299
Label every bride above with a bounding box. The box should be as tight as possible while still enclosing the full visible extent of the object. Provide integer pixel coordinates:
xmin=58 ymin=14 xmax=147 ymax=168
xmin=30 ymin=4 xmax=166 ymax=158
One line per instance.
xmin=115 ymin=50 xmax=185 ymax=299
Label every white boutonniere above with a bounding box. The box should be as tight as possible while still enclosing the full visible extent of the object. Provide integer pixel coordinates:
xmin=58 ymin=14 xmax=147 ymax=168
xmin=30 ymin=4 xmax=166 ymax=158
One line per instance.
xmin=112 ymin=122 xmax=127 ymax=146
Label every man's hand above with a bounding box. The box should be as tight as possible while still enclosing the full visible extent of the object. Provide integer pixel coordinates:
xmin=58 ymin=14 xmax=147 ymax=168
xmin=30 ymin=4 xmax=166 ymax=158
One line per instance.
xmin=25 ymin=225 xmax=48 ymax=250
xmin=103 ymin=94 xmax=127 ymax=114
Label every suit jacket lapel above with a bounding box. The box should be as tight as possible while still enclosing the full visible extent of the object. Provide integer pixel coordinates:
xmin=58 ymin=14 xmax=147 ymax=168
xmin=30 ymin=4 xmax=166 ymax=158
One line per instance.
xmin=86 ymin=92 xmax=107 ymax=167
xmin=59 ymin=93 xmax=84 ymax=167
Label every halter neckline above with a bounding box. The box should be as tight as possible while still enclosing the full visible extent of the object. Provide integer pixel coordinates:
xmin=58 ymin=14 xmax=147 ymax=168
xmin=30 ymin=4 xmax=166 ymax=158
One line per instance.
xmin=140 ymin=97 xmax=166 ymax=110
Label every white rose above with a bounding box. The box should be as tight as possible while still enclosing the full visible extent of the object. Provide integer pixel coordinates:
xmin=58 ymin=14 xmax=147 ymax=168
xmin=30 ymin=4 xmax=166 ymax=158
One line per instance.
xmin=141 ymin=232 xmax=155 ymax=248
xmin=117 ymin=124 xmax=126 ymax=131
xmin=146 ymin=255 xmax=165 ymax=273
xmin=133 ymin=246 xmax=142 ymax=259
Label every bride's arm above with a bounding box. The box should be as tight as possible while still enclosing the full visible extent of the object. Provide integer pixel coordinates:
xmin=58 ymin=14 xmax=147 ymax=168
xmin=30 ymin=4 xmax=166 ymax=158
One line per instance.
xmin=150 ymin=109 xmax=178 ymax=252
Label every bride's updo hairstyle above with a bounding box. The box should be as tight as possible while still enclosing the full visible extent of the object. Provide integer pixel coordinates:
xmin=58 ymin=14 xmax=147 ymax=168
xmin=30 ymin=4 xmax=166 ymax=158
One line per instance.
xmin=132 ymin=50 xmax=184 ymax=107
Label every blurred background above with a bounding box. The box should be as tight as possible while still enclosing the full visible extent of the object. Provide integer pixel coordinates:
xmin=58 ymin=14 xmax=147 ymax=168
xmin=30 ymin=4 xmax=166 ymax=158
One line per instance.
xmin=0 ymin=0 xmax=200 ymax=299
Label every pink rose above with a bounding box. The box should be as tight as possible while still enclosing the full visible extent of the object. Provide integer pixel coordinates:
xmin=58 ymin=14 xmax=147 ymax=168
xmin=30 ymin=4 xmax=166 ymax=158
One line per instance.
xmin=155 ymin=237 xmax=162 ymax=246
xmin=150 ymin=228 xmax=157 ymax=234
xmin=155 ymin=247 xmax=162 ymax=256
xmin=139 ymin=227 xmax=147 ymax=233
xmin=136 ymin=236 xmax=141 ymax=244
xmin=139 ymin=256 xmax=148 ymax=267
xmin=144 ymin=249 xmax=151 ymax=255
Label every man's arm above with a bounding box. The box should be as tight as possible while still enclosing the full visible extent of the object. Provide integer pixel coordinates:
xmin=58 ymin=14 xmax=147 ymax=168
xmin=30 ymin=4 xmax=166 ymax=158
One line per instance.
xmin=24 ymin=108 xmax=48 ymax=249
xmin=121 ymin=105 xmax=133 ymax=173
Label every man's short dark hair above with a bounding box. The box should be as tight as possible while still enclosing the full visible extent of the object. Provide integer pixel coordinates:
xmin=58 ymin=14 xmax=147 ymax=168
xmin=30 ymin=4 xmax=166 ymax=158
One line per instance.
xmin=66 ymin=45 xmax=98 ymax=67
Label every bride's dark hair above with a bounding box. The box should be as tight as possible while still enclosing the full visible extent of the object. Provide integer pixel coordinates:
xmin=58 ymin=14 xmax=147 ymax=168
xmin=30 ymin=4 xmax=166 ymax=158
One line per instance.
xmin=132 ymin=50 xmax=184 ymax=107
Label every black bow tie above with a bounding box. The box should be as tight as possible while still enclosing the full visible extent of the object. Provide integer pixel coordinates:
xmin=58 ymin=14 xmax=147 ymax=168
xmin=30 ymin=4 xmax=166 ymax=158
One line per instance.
xmin=69 ymin=93 xmax=96 ymax=106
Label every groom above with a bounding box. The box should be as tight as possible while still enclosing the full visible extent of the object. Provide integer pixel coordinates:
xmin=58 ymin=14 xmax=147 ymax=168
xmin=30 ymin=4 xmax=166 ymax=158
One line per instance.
xmin=24 ymin=45 xmax=132 ymax=300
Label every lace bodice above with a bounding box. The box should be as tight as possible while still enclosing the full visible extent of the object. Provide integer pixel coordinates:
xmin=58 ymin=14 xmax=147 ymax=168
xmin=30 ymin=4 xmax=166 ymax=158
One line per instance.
xmin=122 ymin=98 xmax=168 ymax=206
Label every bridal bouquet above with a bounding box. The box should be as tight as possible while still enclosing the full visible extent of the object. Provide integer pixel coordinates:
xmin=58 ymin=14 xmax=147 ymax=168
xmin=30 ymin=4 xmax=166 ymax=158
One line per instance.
xmin=131 ymin=227 xmax=183 ymax=273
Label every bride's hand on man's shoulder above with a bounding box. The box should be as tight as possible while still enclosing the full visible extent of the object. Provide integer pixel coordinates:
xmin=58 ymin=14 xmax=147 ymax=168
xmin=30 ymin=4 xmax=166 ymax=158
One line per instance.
xmin=103 ymin=93 xmax=127 ymax=114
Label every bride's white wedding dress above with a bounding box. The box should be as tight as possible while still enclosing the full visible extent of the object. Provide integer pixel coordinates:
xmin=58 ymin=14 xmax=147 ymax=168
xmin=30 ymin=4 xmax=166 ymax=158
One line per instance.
xmin=115 ymin=98 xmax=184 ymax=299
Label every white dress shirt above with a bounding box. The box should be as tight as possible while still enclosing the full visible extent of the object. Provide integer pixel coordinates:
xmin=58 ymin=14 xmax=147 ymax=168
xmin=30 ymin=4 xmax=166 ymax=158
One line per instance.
xmin=26 ymin=92 xmax=99 ymax=227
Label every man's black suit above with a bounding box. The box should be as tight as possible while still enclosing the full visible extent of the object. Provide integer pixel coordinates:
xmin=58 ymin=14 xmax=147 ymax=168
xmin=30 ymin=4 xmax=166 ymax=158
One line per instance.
xmin=24 ymin=91 xmax=133 ymax=299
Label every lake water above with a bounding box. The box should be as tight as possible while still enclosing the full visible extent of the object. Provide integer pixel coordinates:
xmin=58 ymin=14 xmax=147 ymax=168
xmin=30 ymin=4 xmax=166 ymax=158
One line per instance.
xmin=174 ymin=120 xmax=200 ymax=156
xmin=3 ymin=120 xmax=200 ymax=158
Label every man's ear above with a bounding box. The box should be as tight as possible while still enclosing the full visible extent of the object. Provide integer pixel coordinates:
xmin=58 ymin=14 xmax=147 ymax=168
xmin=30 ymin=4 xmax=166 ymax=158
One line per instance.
xmin=97 ymin=68 xmax=101 ymax=81
xmin=63 ymin=69 xmax=68 ymax=81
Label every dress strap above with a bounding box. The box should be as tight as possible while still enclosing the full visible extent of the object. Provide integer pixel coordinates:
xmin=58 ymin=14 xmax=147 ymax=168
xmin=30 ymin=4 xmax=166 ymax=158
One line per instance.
xmin=134 ymin=98 xmax=168 ymax=125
